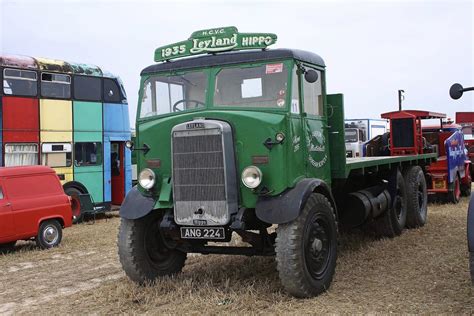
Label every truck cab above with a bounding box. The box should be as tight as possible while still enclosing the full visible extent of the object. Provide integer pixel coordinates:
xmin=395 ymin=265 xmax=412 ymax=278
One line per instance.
xmin=345 ymin=126 xmax=365 ymax=157
xmin=119 ymin=27 xmax=435 ymax=298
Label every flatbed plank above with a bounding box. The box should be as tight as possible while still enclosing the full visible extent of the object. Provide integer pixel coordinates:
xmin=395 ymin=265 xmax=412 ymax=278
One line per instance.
xmin=344 ymin=153 xmax=437 ymax=177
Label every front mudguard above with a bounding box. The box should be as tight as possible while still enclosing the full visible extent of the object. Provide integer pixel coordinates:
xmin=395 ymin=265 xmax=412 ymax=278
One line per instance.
xmin=119 ymin=186 xmax=156 ymax=220
xmin=467 ymin=193 xmax=474 ymax=252
xmin=255 ymin=178 xmax=336 ymax=225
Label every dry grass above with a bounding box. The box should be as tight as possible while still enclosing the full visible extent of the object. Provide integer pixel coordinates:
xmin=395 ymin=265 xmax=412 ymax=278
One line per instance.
xmin=1 ymin=199 xmax=473 ymax=314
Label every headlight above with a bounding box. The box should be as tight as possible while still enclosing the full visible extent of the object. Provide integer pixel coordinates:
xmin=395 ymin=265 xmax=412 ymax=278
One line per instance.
xmin=138 ymin=168 xmax=155 ymax=190
xmin=125 ymin=140 xmax=134 ymax=149
xmin=241 ymin=166 xmax=263 ymax=189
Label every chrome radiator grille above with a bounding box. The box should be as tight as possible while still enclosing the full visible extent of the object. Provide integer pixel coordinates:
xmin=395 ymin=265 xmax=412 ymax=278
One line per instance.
xmin=172 ymin=130 xmax=226 ymax=201
xmin=172 ymin=120 xmax=238 ymax=226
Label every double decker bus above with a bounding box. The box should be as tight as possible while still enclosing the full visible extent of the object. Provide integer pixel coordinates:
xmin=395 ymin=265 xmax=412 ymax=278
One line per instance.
xmin=0 ymin=55 xmax=132 ymax=220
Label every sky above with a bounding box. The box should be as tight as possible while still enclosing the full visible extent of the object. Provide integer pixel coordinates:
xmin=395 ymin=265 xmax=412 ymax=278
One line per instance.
xmin=1 ymin=0 xmax=473 ymax=124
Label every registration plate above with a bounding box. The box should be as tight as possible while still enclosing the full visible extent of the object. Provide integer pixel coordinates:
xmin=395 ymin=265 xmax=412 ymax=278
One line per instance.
xmin=180 ymin=227 xmax=225 ymax=240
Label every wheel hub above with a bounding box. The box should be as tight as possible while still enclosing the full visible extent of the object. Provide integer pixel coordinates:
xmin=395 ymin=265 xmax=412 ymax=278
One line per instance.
xmin=305 ymin=218 xmax=331 ymax=279
xmin=43 ymin=226 xmax=58 ymax=244
xmin=311 ymin=238 xmax=323 ymax=253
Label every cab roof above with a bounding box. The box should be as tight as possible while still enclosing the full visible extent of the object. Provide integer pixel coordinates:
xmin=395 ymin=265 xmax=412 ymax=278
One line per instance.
xmin=141 ymin=48 xmax=325 ymax=75
xmin=0 ymin=166 xmax=56 ymax=177
xmin=381 ymin=110 xmax=446 ymax=120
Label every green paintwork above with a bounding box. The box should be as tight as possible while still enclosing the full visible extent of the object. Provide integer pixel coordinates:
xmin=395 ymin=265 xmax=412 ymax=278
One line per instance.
xmin=345 ymin=154 xmax=437 ymax=177
xmin=74 ymin=165 xmax=104 ymax=202
xmin=73 ymin=101 xmax=104 ymax=202
xmin=327 ymin=94 xmax=346 ymax=179
xmin=154 ymin=26 xmax=277 ymax=62
xmin=135 ymin=47 xmax=436 ymax=211
xmin=73 ymin=101 xmax=103 ymax=133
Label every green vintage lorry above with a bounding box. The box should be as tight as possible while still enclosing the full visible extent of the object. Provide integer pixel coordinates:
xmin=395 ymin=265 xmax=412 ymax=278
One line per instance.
xmin=118 ymin=27 xmax=436 ymax=298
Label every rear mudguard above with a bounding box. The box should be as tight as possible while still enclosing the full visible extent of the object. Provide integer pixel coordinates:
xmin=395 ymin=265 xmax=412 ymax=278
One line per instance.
xmin=467 ymin=193 xmax=474 ymax=252
xmin=255 ymin=178 xmax=336 ymax=225
xmin=119 ymin=186 xmax=156 ymax=220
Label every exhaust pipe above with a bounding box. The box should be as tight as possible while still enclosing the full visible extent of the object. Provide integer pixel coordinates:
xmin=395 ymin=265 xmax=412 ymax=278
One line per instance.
xmin=342 ymin=185 xmax=391 ymax=227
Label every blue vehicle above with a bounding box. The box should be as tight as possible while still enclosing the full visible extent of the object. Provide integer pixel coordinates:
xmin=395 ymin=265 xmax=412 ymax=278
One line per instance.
xmin=449 ymin=82 xmax=474 ymax=282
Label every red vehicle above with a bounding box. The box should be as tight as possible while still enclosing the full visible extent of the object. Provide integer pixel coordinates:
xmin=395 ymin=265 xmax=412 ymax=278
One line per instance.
xmin=377 ymin=110 xmax=471 ymax=203
xmin=0 ymin=166 xmax=72 ymax=249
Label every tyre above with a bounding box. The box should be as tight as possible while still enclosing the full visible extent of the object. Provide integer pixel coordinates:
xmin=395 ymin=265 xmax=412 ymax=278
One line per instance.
xmin=275 ymin=193 xmax=338 ymax=298
xmin=65 ymin=187 xmax=83 ymax=224
xmin=36 ymin=220 xmax=62 ymax=249
xmin=461 ymin=175 xmax=472 ymax=197
xmin=375 ymin=170 xmax=407 ymax=237
xmin=470 ymin=252 xmax=474 ymax=285
xmin=447 ymin=176 xmax=461 ymax=204
xmin=404 ymin=166 xmax=428 ymax=228
xmin=118 ymin=211 xmax=187 ymax=285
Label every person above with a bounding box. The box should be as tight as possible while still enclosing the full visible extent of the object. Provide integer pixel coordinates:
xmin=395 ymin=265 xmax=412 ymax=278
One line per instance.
xmin=111 ymin=152 xmax=120 ymax=176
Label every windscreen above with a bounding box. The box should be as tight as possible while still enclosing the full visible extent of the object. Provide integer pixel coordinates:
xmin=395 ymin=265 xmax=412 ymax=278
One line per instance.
xmin=140 ymin=71 xmax=207 ymax=118
xmin=214 ymin=63 xmax=288 ymax=108
xmin=345 ymin=128 xmax=359 ymax=143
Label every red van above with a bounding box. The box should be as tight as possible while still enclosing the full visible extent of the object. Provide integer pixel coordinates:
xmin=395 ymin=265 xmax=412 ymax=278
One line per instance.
xmin=0 ymin=166 xmax=72 ymax=249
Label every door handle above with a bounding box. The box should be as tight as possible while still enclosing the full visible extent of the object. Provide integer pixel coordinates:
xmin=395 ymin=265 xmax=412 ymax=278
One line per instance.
xmin=3 ymin=202 xmax=11 ymax=207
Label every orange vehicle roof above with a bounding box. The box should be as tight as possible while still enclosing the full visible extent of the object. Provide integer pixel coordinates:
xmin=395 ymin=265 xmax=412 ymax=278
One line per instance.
xmin=0 ymin=166 xmax=56 ymax=177
xmin=381 ymin=110 xmax=446 ymax=120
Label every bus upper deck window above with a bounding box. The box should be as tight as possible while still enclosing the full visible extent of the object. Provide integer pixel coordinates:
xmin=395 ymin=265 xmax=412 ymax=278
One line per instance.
xmin=41 ymin=72 xmax=71 ymax=99
xmin=73 ymin=76 xmax=101 ymax=101
xmin=103 ymin=78 xmax=121 ymax=103
xmin=3 ymin=68 xmax=38 ymax=96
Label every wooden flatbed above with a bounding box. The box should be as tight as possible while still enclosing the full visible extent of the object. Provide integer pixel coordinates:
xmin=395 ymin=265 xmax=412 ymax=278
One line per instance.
xmin=344 ymin=153 xmax=437 ymax=177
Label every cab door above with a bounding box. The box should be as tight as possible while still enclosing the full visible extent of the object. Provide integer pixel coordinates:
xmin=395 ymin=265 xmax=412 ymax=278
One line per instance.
xmin=0 ymin=179 xmax=14 ymax=240
xmin=299 ymin=67 xmax=331 ymax=184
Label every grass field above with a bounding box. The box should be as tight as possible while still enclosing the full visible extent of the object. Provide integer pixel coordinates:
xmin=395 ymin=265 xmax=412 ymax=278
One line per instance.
xmin=1 ymin=198 xmax=473 ymax=314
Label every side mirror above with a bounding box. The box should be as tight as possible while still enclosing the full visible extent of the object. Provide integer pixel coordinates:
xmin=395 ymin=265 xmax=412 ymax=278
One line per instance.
xmin=304 ymin=69 xmax=319 ymax=83
xmin=450 ymin=83 xmax=464 ymax=100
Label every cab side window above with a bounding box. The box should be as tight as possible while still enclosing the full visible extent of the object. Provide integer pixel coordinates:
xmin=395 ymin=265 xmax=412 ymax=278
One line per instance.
xmin=0 ymin=187 xmax=4 ymax=199
xmin=302 ymin=68 xmax=323 ymax=116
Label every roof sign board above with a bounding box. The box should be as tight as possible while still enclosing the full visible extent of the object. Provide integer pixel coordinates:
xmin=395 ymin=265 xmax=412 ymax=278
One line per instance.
xmin=154 ymin=26 xmax=277 ymax=62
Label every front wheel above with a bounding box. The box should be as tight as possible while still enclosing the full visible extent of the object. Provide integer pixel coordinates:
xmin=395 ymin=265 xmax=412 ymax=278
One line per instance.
xmin=275 ymin=193 xmax=338 ymax=298
xmin=36 ymin=220 xmax=62 ymax=249
xmin=447 ymin=176 xmax=461 ymax=204
xmin=118 ymin=211 xmax=187 ymax=285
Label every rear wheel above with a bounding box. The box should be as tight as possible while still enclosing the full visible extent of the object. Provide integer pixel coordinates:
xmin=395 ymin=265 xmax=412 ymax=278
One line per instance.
xmin=404 ymin=166 xmax=428 ymax=228
xmin=375 ymin=170 xmax=407 ymax=237
xmin=447 ymin=176 xmax=461 ymax=204
xmin=65 ymin=187 xmax=83 ymax=224
xmin=118 ymin=211 xmax=187 ymax=285
xmin=36 ymin=220 xmax=62 ymax=249
xmin=461 ymin=173 xmax=472 ymax=197
xmin=275 ymin=193 xmax=338 ymax=298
